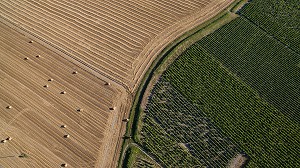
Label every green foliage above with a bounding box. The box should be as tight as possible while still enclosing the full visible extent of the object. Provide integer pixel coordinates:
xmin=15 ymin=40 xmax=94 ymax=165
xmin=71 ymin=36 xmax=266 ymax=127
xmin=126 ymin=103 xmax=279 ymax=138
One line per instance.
xmin=142 ymin=80 xmax=240 ymax=167
xmin=132 ymin=152 xmax=157 ymax=168
xmin=163 ymin=41 xmax=300 ymax=167
xmin=141 ymin=117 xmax=202 ymax=167
xmin=135 ymin=1 xmax=300 ymax=167
xmin=240 ymin=0 xmax=300 ymax=53
xmin=123 ymin=146 xmax=139 ymax=168
xmin=197 ymin=17 xmax=300 ymax=123
xmin=133 ymin=158 xmax=156 ymax=168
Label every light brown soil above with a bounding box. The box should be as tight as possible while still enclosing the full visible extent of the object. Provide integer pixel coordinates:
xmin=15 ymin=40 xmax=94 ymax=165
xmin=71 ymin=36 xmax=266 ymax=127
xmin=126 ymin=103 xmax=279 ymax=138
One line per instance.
xmin=0 ymin=0 xmax=235 ymax=167
xmin=228 ymin=154 xmax=249 ymax=168
xmin=0 ymin=23 xmax=128 ymax=167
xmin=0 ymin=0 xmax=234 ymax=92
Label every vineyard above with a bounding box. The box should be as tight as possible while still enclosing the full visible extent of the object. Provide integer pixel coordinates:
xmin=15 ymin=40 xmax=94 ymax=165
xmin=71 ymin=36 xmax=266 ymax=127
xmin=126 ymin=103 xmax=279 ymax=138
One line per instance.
xmin=123 ymin=0 xmax=300 ymax=167
xmin=161 ymin=44 xmax=300 ymax=167
xmin=2 ymin=0 xmax=297 ymax=167
xmin=239 ymin=0 xmax=300 ymax=53
xmin=0 ymin=0 xmax=238 ymax=167
xmin=141 ymin=80 xmax=242 ymax=167
xmin=197 ymin=17 xmax=300 ymax=123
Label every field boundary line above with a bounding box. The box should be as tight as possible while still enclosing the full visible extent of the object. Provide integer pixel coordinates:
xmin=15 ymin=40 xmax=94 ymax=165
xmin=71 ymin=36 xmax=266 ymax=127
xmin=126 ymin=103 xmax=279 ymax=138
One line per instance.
xmin=240 ymin=15 xmax=300 ymax=55
xmin=117 ymin=0 xmax=246 ymax=166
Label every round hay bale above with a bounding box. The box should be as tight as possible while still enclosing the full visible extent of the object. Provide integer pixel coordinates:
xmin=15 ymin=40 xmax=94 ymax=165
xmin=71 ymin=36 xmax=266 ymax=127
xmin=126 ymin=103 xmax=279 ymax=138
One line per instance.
xmin=64 ymin=134 xmax=70 ymax=138
xmin=6 ymin=106 xmax=12 ymax=109
xmin=6 ymin=137 xmax=12 ymax=141
xmin=109 ymin=107 xmax=116 ymax=110
xmin=60 ymin=125 xmax=67 ymax=128
xmin=29 ymin=40 xmax=34 ymax=43
xmin=72 ymin=71 xmax=78 ymax=74
xmin=36 ymin=55 xmax=41 ymax=58
xmin=1 ymin=140 xmax=7 ymax=143
xmin=77 ymin=108 xmax=83 ymax=112
xmin=44 ymin=85 xmax=49 ymax=88
xmin=61 ymin=91 xmax=66 ymax=94
xmin=24 ymin=57 xmax=29 ymax=60
xmin=48 ymin=78 xmax=54 ymax=82
xmin=61 ymin=163 xmax=68 ymax=167
xmin=122 ymin=118 xmax=129 ymax=122
xmin=105 ymin=82 xmax=111 ymax=86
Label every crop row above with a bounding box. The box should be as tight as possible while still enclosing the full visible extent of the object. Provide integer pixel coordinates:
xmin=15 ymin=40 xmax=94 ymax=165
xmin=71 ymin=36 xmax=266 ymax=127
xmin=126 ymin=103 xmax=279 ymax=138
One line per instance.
xmin=163 ymin=41 xmax=300 ymax=167
xmin=196 ymin=17 xmax=300 ymax=124
xmin=134 ymin=157 xmax=155 ymax=168
xmin=0 ymin=0 xmax=131 ymax=83
xmin=0 ymin=0 xmax=213 ymax=87
xmin=239 ymin=0 xmax=300 ymax=53
xmin=141 ymin=118 xmax=202 ymax=167
xmin=141 ymin=79 xmax=240 ymax=167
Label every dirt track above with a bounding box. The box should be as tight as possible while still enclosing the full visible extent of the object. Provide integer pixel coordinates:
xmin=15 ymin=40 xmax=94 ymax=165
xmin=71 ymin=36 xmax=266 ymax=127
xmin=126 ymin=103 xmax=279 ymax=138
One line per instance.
xmin=0 ymin=0 xmax=234 ymax=167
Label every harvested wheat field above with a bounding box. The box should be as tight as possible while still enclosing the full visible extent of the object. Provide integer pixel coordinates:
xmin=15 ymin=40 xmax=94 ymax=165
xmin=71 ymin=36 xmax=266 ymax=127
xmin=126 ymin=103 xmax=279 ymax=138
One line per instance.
xmin=0 ymin=24 xmax=129 ymax=167
xmin=0 ymin=0 xmax=234 ymax=167
xmin=0 ymin=0 xmax=234 ymax=91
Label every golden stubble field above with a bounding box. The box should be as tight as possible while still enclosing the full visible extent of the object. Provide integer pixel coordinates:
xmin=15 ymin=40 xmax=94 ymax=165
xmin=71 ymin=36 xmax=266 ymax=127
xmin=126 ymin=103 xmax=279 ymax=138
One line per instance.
xmin=0 ymin=24 xmax=129 ymax=167
xmin=0 ymin=0 xmax=234 ymax=167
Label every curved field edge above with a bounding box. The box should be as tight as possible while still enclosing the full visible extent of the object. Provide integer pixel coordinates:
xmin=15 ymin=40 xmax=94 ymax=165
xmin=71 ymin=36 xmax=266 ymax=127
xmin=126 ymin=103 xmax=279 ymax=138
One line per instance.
xmin=162 ymin=43 xmax=300 ymax=167
xmin=125 ymin=7 xmax=300 ymax=168
xmin=140 ymin=80 xmax=242 ymax=167
xmin=118 ymin=0 xmax=246 ymax=167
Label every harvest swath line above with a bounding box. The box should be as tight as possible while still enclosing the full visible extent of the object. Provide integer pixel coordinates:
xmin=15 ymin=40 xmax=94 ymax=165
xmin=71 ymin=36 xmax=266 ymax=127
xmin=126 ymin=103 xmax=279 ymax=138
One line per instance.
xmin=0 ymin=0 xmax=234 ymax=92
xmin=130 ymin=0 xmax=235 ymax=91
xmin=0 ymin=15 xmax=129 ymax=91
xmin=0 ymin=23 xmax=126 ymax=167
xmin=0 ymin=0 xmax=236 ymax=167
xmin=0 ymin=1 xmax=130 ymax=86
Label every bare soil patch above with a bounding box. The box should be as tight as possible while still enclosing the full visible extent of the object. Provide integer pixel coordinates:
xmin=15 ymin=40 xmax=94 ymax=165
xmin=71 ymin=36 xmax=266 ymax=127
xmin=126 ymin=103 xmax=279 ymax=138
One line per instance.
xmin=228 ymin=153 xmax=249 ymax=168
